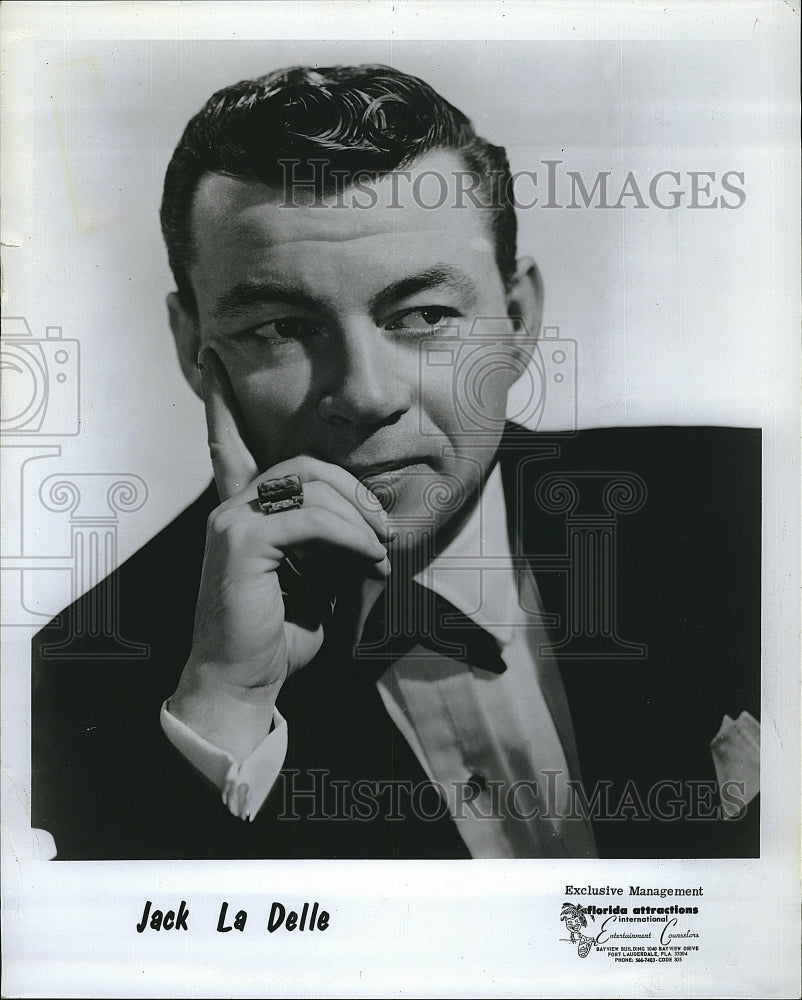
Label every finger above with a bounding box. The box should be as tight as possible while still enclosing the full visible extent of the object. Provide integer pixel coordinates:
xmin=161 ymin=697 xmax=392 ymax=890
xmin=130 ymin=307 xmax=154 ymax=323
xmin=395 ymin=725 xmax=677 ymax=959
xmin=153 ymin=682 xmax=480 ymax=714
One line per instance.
xmin=283 ymin=620 xmax=325 ymax=674
xmin=198 ymin=346 xmax=258 ymax=501
xmin=250 ymin=456 xmax=391 ymax=538
xmin=237 ymin=783 xmax=250 ymax=820
xmin=245 ymin=506 xmax=391 ymax=578
xmin=208 ymin=492 xmax=391 ymax=575
xmin=294 ymin=481 xmax=389 ymax=541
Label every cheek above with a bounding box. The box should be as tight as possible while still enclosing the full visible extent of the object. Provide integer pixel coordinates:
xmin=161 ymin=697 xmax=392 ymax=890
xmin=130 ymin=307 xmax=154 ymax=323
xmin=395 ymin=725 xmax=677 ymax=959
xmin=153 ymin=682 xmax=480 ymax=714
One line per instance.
xmin=225 ymin=360 xmax=315 ymax=463
xmin=420 ymin=347 xmax=517 ymax=434
xmin=461 ymin=345 xmax=523 ymax=413
xmin=419 ymin=364 xmax=461 ymax=430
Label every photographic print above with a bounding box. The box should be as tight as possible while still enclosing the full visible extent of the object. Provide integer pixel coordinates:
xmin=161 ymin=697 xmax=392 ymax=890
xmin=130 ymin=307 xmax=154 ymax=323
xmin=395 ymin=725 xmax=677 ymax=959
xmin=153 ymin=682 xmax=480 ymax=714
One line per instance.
xmin=1 ymin=2 xmax=799 ymax=996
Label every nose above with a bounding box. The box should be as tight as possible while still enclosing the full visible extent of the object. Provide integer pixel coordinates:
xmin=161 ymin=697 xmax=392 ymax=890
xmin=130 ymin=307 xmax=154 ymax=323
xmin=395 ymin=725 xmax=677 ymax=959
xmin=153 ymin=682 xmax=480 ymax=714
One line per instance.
xmin=318 ymin=322 xmax=412 ymax=428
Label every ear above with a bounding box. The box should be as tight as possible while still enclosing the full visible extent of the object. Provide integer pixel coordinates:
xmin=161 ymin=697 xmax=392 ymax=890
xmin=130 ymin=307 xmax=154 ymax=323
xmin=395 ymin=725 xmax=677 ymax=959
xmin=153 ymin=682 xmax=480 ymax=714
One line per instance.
xmin=505 ymin=256 xmax=544 ymax=364
xmin=167 ymin=292 xmax=203 ymax=400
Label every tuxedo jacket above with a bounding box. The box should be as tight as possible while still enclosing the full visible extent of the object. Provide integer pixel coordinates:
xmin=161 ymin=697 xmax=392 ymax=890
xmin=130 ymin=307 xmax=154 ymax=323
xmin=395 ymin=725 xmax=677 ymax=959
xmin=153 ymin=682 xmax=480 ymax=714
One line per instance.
xmin=31 ymin=426 xmax=761 ymax=860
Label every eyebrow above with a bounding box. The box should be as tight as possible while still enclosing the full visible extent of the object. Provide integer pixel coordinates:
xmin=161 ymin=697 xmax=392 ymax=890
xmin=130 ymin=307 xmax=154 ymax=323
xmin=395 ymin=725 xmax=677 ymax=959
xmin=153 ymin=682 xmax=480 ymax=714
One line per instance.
xmin=210 ymin=264 xmax=478 ymax=322
xmin=211 ymin=281 xmax=315 ymax=321
xmin=368 ymin=265 xmax=478 ymax=315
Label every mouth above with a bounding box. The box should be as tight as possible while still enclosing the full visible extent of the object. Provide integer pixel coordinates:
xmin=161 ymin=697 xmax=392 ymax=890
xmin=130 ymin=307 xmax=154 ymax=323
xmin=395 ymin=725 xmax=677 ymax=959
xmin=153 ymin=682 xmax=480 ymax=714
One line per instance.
xmin=350 ymin=456 xmax=432 ymax=510
xmin=348 ymin=458 xmax=429 ymax=479
xmin=348 ymin=459 xmax=434 ymax=494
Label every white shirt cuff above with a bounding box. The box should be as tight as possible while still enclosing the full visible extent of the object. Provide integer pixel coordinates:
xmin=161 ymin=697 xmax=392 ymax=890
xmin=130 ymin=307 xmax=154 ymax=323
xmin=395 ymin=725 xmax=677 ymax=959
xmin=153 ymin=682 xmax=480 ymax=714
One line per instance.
xmin=160 ymin=700 xmax=287 ymax=822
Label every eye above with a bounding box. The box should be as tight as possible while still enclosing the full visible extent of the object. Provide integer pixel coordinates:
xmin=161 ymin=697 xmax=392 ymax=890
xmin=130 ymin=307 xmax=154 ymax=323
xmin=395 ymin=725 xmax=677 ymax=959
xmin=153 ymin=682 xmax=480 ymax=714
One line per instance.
xmin=245 ymin=317 xmax=323 ymax=343
xmin=385 ymin=307 xmax=459 ymax=332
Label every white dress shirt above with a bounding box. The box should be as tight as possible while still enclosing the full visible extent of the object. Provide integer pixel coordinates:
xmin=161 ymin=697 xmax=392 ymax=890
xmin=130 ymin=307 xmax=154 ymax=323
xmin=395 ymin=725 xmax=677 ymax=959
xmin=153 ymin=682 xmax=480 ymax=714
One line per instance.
xmin=375 ymin=466 xmax=597 ymax=857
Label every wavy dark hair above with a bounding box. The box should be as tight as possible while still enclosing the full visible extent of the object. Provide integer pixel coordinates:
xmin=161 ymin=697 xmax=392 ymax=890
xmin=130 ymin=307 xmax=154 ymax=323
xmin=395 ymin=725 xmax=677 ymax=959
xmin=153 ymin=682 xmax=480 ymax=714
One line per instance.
xmin=160 ymin=64 xmax=517 ymax=313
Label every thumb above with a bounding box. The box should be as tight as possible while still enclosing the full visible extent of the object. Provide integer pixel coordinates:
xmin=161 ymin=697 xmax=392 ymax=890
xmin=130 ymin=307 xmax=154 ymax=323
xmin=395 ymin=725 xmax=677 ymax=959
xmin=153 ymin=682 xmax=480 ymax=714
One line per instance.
xmin=198 ymin=346 xmax=259 ymax=501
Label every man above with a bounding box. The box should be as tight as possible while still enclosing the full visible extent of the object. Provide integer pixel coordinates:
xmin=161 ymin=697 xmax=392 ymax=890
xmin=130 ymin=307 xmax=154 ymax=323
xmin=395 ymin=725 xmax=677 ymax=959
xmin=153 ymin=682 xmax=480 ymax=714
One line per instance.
xmin=31 ymin=64 xmax=760 ymax=860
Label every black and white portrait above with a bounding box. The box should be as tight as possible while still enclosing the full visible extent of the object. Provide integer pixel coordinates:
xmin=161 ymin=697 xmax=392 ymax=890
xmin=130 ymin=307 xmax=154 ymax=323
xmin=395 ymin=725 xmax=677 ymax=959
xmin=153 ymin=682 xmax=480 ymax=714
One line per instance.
xmin=2 ymin=4 xmax=798 ymax=997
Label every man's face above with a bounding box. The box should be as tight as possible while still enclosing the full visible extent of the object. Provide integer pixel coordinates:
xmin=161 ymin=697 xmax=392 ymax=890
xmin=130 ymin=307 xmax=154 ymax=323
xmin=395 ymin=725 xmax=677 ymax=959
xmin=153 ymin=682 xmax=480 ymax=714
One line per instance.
xmin=175 ymin=150 xmax=540 ymax=547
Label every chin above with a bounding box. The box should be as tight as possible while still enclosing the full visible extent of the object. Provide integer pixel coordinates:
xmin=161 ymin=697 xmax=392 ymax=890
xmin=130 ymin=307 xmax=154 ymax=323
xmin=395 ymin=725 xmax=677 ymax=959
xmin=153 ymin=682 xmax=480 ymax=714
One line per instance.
xmin=375 ymin=473 xmax=476 ymax=571
xmin=365 ymin=465 xmax=465 ymax=519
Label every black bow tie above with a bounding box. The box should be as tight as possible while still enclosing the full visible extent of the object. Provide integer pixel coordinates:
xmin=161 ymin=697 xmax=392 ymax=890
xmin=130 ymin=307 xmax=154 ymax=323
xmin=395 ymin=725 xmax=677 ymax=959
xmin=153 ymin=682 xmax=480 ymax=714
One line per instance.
xmin=353 ymin=580 xmax=507 ymax=676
